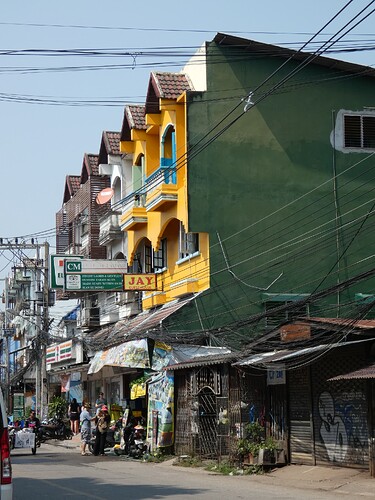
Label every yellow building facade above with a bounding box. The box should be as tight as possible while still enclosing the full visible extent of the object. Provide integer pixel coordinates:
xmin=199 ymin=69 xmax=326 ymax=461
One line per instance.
xmin=120 ymin=72 xmax=210 ymax=310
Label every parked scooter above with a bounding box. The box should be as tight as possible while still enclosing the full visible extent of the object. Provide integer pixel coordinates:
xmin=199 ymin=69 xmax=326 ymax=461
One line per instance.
xmin=114 ymin=414 xmax=148 ymax=458
xmin=127 ymin=423 xmax=148 ymax=459
xmin=38 ymin=417 xmax=73 ymax=442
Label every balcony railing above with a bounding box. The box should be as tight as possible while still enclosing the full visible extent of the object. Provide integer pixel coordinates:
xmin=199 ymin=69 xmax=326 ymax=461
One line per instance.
xmin=118 ymin=191 xmax=147 ymax=215
xmin=98 ymin=210 xmax=122 ymax=245
xmin=145 ymin=158 xmax=176 ymax=186
xmin=117 ymin=159 xmax=177 ymax=223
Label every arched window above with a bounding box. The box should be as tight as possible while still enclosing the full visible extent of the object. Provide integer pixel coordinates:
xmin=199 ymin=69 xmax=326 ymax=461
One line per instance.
xmin=112 ymin=177 xmax=121 ymax=205
xmin=161 ymin=125 xmax=176 ymax=184
xmin=133 ymin=154 xmax=146 ymax=206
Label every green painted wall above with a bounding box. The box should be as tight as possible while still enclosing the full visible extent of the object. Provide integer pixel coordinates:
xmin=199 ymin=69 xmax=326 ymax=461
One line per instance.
xmin=165 ymin=41 xmax=375 ymax=345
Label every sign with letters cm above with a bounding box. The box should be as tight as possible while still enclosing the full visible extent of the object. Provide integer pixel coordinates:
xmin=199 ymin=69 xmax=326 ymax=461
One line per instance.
xmin=50 ymin=254 xmax=83 ymax=289
xmin=267 ymin=365 xmax=286 ymax=385
xmin=64 ymin=259 xmax=128 ymax=291
xmin=63 ymin=259 xmax=157 ymax=292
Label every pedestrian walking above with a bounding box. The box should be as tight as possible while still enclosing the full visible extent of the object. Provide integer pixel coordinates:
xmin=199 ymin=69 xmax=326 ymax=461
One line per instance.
xmin=93 ymin=406 xmax=111 ymax=456
xmin=95 ymin=392 xmax=107 ymax=414
xmin=79 ymin=403 xmax=92 ymax=456
xmin=68 ymin=398 xmax=81 ymax=435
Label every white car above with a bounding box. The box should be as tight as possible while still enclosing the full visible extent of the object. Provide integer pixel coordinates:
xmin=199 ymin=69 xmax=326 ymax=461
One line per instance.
xmin=0 ymin=390 xmax=12 ymax=499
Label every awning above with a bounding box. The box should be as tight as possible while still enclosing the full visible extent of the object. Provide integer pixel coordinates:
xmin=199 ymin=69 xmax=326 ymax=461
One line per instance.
xmin=329 ymin=363 xmax=375 ymax=381
xmin=234 ymin=337 xmax=374 ymax=367
xmin=87 ymin=296 xmax=197 ymax=374
xmin=88 ymin=295 xmax=196 ymax=346
xmin=88 ymin=339 xmax=151 ymax=374
xmin=165 ymin=347 xmax=234 ymax=370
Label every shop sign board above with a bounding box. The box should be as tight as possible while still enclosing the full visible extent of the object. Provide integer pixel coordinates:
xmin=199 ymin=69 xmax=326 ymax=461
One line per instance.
xmin=50 ymin=254 xmax=83 ymax=289
xmin=46 ymin=340 xmax=73 ymax=364
xmin=65 ymin=273 xmax=124 ymax=291
xmin=64 ymin=259 xmax=128 ymax=291
xmin=63 ymin=259 xmax=157 ymax=292
xmin=124 ymin=274 xmax=157 ymax=291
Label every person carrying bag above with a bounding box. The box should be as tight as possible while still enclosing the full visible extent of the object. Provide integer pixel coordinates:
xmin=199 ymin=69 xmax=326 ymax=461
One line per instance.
xmin=93 ymin=406 xmax=111 ymax=456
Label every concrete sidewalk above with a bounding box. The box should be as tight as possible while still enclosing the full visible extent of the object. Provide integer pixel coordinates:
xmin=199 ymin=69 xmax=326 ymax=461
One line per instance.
xmin=51 ymin=435 xmax=375 ymax=497
xmin=250 ymin=463 xmax=374 ymax=498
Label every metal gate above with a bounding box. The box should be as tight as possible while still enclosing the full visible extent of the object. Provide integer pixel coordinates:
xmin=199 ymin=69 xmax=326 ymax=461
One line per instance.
xmin=312 ymin=348 xmax=369 ymax=468
xmin=289 ymin=366 xmax=314 ymax=464
xmin=197 ymin=388 xmax=218 ymax=457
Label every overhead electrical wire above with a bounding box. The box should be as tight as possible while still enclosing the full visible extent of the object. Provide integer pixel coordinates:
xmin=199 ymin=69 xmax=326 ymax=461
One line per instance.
xmin=2 ymin=2 xmax=375 ymax=348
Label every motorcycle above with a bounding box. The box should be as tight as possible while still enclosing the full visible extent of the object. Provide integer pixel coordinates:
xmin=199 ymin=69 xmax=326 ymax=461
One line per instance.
xmin=38 ymin=417 xmax=73 ymax=442
xmin=88 ymin=418 xmax=121 ymax=454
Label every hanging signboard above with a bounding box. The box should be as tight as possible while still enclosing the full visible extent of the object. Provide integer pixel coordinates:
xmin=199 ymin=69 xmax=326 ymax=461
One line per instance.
xmin=46 ymin=340 xmax=73 ymax=364
xmin=64 ymin=259 xmax=128 ymax=291
xmin=63 ymin=259 xmax=157 ymax=292
xmin=50 ymin=254 xmax=83 ymax=289
xmin=124 ymin=274 xmax=157 ymax=291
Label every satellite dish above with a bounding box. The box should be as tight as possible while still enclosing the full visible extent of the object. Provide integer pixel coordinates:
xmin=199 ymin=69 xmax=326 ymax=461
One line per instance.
xmin=96 ymin=187 xmax=114 ymax=205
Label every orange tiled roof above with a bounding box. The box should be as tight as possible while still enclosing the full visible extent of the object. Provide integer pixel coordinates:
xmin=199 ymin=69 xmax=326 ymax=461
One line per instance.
xmin=126 ymin=105 xmax=146 ymax=130
xmin=151 ymin=71 xmax=193 ymax=99
xmin=102 ymin=131 xmax=121 ymax=155
xmin=121 ymin=105 xmax=146 ymax=141
xmin=86 ymin=154 xmax=99 ymax=175
xmin=67 ymin=175 xmax=81 ymax=196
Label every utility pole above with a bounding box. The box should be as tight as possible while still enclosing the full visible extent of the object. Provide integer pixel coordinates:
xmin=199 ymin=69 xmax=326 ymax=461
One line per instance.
xmin=1 ymin=277 xmax=14 ymax=413
xmin=0 ymin=239 xmax=51 ymax=418
xmin=41 ymin=241 xmax=50 ymax=418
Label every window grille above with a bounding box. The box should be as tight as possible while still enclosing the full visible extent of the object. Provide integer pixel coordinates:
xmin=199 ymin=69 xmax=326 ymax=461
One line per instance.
xmin=344 ymin=114 xmax=375 ymax=149
xmin=179 ymin=222 xmax=199 ymax=259
xmin=264 ymin=301 xmax=310 ymax=329
xmin=153 ymin=238 xmax=167 ymax=270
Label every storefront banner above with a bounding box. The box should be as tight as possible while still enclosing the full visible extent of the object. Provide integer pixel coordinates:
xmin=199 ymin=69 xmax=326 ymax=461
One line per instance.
xmin=88 ymin=339 xmax=150 ymax=374
xmin=46 ymin=340 xmax=73 ymax=364
xmin=147 ymin=371 xmax=174 ymax=450
xmin=151 ymin=341 xmax=173 ymax=371
xmin=60 ymin=374 xmax=71 ymax=393
xmin=130 ymin=383 xmax=146 ymax=400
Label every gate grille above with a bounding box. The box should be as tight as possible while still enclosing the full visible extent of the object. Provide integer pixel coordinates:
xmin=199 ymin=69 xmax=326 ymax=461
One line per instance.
xmin=198 ymin=389 xmax=217 ymax=457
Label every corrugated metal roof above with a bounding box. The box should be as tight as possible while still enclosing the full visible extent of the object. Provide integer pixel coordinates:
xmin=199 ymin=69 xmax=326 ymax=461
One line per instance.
xmin=88 ymin=296 xmax=196 ymax=348
xmin=165 ymin=351 xmax=235 ymax=371
xmin=305 ymin=317 xmax=375 ymax=329
xmin=329 ymin=363 xmax=375 ymax=381
xmin=235 ymin=338 xmax=374 ymax=367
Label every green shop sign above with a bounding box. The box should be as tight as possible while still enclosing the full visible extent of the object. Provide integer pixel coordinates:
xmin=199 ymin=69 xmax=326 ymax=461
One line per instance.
xmin=65 ymin=273 xmax=124 ymax=291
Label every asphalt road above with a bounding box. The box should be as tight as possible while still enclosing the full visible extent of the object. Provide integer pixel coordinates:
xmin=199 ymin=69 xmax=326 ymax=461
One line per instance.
xmin=10 ymin=443 xmax=358 ymax=500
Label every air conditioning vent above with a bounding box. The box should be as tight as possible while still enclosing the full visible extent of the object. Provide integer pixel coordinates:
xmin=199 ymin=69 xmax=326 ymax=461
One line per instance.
xmin=77 ymin=307 xmax=100 ymax=328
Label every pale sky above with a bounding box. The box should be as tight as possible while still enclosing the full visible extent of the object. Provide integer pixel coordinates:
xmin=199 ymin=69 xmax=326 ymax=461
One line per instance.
xmin=1 ymin=0 xmax=374 ymax=280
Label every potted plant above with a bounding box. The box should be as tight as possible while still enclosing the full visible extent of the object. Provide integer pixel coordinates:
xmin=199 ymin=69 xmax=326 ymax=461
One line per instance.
xmin=236 ymin=422 xmax=276 ymax=465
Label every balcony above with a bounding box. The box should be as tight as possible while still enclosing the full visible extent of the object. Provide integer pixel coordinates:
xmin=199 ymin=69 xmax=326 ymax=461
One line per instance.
xmin=120 ymin=191 xmax=148 ymax=230
xmin=145 ymin=159 xmax=178 ymax=212
xmin=98 ymin=210 xmax=122 ymax=245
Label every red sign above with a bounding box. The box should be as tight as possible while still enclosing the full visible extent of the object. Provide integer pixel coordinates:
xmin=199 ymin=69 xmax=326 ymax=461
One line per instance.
xmin=124 ymin=274 xmax=157 ymax=291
